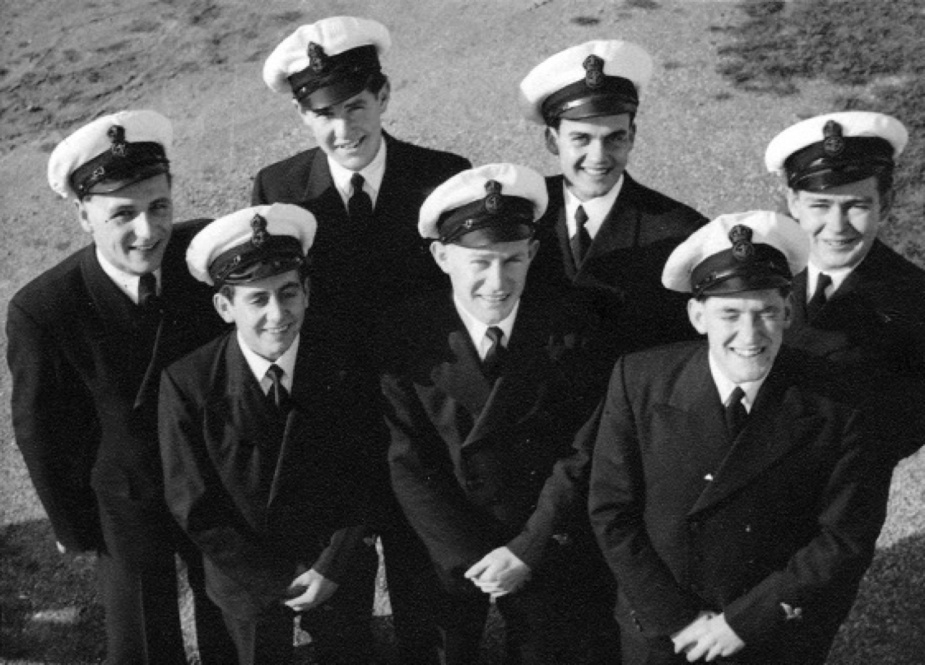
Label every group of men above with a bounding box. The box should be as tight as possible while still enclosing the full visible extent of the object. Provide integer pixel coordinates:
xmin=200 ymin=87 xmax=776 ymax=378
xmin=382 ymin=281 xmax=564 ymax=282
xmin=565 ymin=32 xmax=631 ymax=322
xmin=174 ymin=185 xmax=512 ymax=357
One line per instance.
xmin=7 ymin=13 xmax=924 ymax=665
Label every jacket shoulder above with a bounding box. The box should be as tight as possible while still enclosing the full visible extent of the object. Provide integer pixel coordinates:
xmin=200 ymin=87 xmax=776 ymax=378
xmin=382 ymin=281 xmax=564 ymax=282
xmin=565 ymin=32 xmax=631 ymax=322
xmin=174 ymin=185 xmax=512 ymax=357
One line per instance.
xmin=163 ymin=333 xmax=229 ymax=392
xmin=9 ymin=247 xmax=91 ymax=324
xmin=622 ymin=174 xmax=707 ymax=225
xmin=618 ymin=341 xmax=704 ymax=390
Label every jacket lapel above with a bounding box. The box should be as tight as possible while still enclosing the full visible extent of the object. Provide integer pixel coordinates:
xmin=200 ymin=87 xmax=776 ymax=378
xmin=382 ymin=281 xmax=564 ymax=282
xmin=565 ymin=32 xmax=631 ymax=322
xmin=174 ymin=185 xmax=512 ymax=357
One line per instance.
xmin=81 ymin=248 xmax=166 ymax=410
xmin=267 ymin=342 xmax=319 ymax=510
xmin=659 ymin=347 xmax=730 ymax=481
xmin=688 ymin=351 xmax=821 ymax=515
xmin=203 ymin=338 xmax=281 ymax=532
xmin=463 ymin=300 xmax=551 ymax=446
xmin=579 ymin=174 xmax=641 ymax=270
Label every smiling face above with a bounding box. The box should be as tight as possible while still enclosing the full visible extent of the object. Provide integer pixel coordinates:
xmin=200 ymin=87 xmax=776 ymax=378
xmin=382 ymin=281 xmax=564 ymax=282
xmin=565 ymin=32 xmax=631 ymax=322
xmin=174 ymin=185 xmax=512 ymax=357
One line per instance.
xmin=213 ymin=270 xmax=309 ymax=361
xmin=688 ymin=289 xmax=792 ymax=384
xmin=77 ymin=174 xmax=173 ymax=275
xmin=545 ymin=114 xmax=635 ymax=201
xmin=297 ymin=84 xmax=389 ymax=171
xmin=786 ymin=176 xmax=890 ymax=272
xmin=431 ymin=238 xmax=539 ymax=325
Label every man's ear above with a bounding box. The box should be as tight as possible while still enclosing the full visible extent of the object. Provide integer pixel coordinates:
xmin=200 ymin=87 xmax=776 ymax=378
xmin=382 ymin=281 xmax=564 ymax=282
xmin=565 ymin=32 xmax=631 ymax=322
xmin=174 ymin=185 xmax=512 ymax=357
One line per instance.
xmin=75 ymin=199 xmax=92 ymax=233
xmin=213 ymin=291 xmax=236 ymax=324
xmin=785 ymin=188 xmax=802 ymax=220
xmin=430 ymin=241 xmax=451 ymax=274
xmin=377 ymin=81 xmax=391 ymax=114
xmin=879 ymin=187 xmax=894 ymax=218
xmin=301 ymin=276 xmax=311 ymax=306
xmin=544 ymin=127 xmax=560 ymax=157
xmin=687 ymin=298 xmax=707 ymax=335
xmin=782 ymin=293 xmax=794 ymax=330
xmin=527 ymin=238 xmax=540 ymax=261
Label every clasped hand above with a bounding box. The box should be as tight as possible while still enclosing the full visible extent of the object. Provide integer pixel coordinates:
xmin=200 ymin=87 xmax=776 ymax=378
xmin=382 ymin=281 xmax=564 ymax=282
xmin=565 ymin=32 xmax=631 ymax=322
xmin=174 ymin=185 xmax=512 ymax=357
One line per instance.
xmin=283 ymin=567 xmax=339 ymax=612
xmin=464 ymin=546 xmax=531 ymax=598
xmin=671 ymin=611 xmax=745 ymax=662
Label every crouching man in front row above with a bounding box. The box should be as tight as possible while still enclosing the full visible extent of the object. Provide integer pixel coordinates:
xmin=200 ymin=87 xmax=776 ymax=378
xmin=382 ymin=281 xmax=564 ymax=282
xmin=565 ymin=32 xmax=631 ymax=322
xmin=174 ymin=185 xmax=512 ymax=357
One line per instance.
xmin=588 ymin=210 xmax=893 ymax=664
xmin=381 ymin=163 xmax=619 ymax=664
xmin=159 ymin=203 xmax=377 ymax=664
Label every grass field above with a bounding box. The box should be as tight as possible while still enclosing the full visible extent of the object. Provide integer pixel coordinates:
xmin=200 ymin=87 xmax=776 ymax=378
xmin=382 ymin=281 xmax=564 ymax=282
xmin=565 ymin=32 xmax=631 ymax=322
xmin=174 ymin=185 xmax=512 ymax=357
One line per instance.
xmin=1 ymin=1 xmax=923 ymax=663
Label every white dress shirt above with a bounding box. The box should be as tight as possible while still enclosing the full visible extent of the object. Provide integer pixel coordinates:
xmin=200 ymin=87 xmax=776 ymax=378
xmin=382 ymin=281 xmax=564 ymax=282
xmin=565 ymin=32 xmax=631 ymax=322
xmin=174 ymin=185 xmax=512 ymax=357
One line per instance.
xmin=807 ymin=263 xmax=852 ymax=301
xmin=328 ymin=138 xmax=387 ymax=210
xmin=96 ymin=248 xmax=161 ymax=305
xmin=237 ymin=332 xmax=299 ymax=395
xmin=562 ymin=175 xmax=624 ymax=242
xmin=453 ymin=296 xmax=519 ymax=360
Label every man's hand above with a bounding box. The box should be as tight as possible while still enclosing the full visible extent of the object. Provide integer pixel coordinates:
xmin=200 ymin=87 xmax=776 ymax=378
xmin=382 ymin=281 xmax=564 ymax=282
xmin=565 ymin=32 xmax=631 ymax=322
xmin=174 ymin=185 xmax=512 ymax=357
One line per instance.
xmin=463 ymin=546 xmax=531 ymax=598
xmin=283 ymin=568 xmax=339 ymax=612
xmin=671 ymin=611 xmax=745 ymax=662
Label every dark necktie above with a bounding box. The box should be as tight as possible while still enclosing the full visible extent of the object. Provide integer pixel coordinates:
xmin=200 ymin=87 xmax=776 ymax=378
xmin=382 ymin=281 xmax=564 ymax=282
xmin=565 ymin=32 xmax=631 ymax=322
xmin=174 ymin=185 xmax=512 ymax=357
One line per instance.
xmin=138 ymin=272 xmax=161 ymax=313
xmin=806 ymin=273 xmax=832 ymax=322
xmin=348 ymin=172 xmax=373 ymax=225
xmin=266 ymin=364 xmax=290 ymax=412
xmin=483 ymin=326 xmax=506 ymax=380
xmin=570 ymin=205 xmax=591 ymax=267
xmin=724 ymin=386 xmax=748 ymax=440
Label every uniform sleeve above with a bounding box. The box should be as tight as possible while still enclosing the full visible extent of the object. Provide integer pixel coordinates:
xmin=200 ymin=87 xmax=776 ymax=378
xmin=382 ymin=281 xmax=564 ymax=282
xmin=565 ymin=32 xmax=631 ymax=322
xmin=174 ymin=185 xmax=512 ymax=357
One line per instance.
xmin=722 ymin=412 xmax=891 ymax=646
xmin=589 ymin=359 xmax=701 ymax=636
xmin=382 ymin=370 xmax=494 ymax=576
xmin=158 ymin=366 xmax=295 ymax=609
xmin=6 ymin=297 xmax=103 ymax=552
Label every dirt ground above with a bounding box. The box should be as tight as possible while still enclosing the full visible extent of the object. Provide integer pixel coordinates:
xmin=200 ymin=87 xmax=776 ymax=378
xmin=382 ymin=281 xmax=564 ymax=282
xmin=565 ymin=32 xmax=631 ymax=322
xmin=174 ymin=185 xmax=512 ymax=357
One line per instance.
xmin=1 ymin=1 xmax=923 ymax=663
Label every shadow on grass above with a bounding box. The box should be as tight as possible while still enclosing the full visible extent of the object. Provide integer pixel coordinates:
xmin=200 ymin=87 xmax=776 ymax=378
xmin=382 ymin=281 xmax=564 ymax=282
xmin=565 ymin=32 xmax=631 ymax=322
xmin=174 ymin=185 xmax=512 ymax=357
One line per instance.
xmin=0 ymin=519 xmax=104 ymax=663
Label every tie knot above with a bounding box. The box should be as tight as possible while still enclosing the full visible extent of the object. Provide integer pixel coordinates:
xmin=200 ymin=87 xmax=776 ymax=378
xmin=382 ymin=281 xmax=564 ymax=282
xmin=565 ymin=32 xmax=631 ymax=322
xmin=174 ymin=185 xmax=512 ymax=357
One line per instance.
xmin=350 ymin=172 xmax=365 ymax=192
xmin=486 ymin=326 xmax=504 ymax=346
xmin=726 ymin=386 xmax=745 ymax=409
xmin=817 ymin=272 xmax=832 ymax=292
xmin=138 ymin=272 xmax=159 ymax=310
xmin=266 ymin=364 xmax=284 ymax=385
xmin=575 ymin=205 xmax=589 ymax=227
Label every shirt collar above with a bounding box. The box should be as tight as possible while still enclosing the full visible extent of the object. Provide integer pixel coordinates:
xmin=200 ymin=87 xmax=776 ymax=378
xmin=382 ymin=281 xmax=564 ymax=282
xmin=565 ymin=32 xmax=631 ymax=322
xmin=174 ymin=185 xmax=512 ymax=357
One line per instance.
xmin=95 ymin=247 xmax=160 ymax=305
xmin=562 ymin=175 xmax=624 ymax=240
xmin=453 ymin=295 xmax=520 ymax=360
xmin=236 ymin=332 xmax=299 ymax=393
xmin=807 ymin=262 xmax=853 ymax=300
xmin=707 ymin=351 xmax=767 ymax=413
xmin=328 ymin=136 xmax=387 ymax=208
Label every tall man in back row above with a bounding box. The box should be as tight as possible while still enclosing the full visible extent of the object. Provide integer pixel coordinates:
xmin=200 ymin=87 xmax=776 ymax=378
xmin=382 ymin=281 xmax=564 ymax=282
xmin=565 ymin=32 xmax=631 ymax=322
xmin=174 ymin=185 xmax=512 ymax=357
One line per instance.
xmin=765 ymin=110 xmax=925 ymax=464
xmin=6 ymin=110 xmax=230 ymax=664
xmin=252 ymin=17 xmax=471 ymax=662
xmin=519 ymin=39 xmax=706 ymax=371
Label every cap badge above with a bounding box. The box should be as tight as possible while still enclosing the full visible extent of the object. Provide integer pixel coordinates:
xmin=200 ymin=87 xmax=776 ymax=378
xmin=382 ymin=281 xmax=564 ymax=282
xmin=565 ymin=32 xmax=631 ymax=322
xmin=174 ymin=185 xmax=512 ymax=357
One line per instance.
xmin=583 ymin=54 xmax=605 ymax=90
xmin=107 ymin=125 xmax=128 ymax=158
xmin=729 ymin=224 xmax=755 ymax=261
xmin=308 ymin=42 xmax=329 ymax=73
xmin=822 ymin=120 xmax=845 ymax=157
xmin=484 ymin=180 xmax=504 ymax=214
xmin=250 ymin=214 xmax=270 ymax=248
